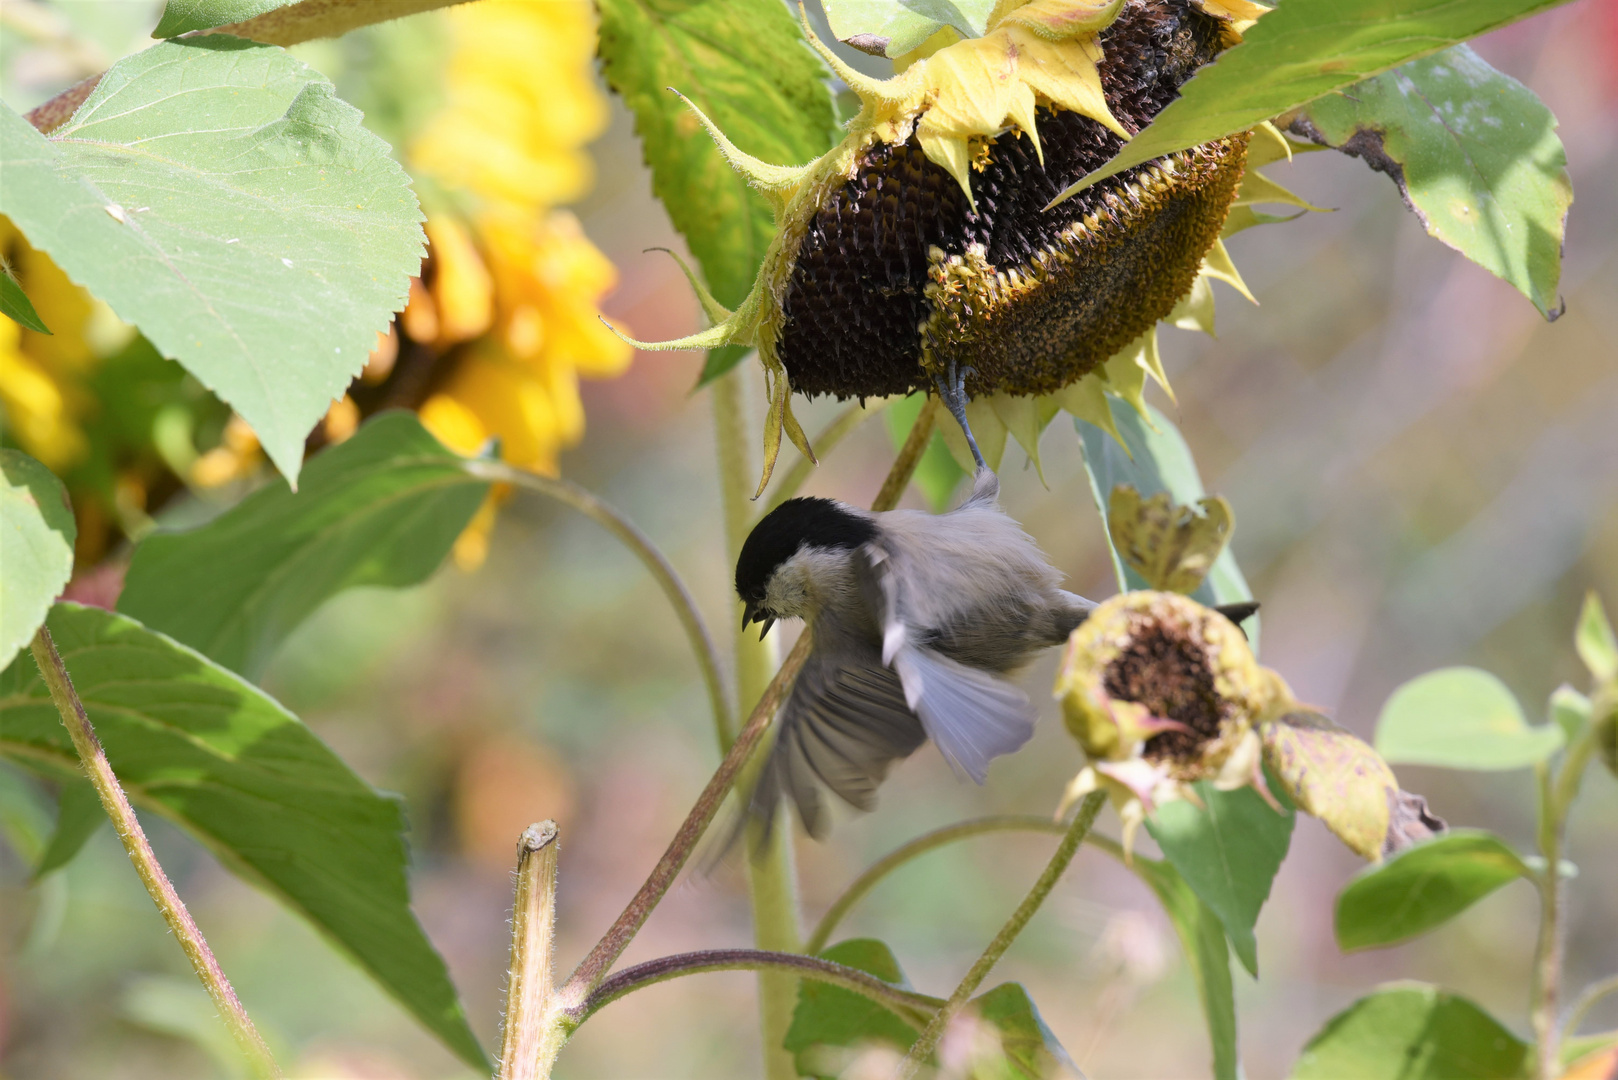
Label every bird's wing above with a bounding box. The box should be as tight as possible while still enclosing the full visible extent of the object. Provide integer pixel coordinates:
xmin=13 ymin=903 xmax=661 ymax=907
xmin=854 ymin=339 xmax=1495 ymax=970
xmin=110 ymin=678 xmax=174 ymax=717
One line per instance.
xmin=855 ymin=543 xmax=1036 ymax=784
xmin=750 ymin=639 xmax=926 ymax=839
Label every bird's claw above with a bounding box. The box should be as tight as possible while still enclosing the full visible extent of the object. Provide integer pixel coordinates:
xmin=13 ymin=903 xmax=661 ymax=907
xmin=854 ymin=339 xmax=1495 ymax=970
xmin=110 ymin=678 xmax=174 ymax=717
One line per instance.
xmin=935 ymin=360 xmax=986 ymax=471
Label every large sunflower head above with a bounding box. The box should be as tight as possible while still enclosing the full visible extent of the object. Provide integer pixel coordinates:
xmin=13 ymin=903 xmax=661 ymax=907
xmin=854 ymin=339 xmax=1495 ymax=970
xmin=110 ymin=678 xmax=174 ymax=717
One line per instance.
xmin=627 ymin=0 xmax=1275 ymax=490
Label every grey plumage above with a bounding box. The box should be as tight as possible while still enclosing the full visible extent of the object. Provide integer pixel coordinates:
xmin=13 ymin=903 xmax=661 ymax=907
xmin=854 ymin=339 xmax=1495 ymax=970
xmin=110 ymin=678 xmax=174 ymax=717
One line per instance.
xmin=738 ymin=468 xmax=1096 ymax=839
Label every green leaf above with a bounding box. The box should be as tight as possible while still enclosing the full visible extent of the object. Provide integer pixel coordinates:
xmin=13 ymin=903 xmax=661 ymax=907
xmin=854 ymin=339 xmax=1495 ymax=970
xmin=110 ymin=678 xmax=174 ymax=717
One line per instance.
xmin=824 ymin=0 xmax=997 ymax=56
xmin=887 ymin=392 xmax=966 ymax=511
xmin=153 ymin=0 xmax=287 ymax=36
xmin=0 ymin=449 xmax=76 ymax=671
xmin=0 ymin=262 xmax=50 ymax=333
xmin=1054 ymin=0 xmax=1579 ymax=207
xmin=596 ymin=0 xmax=838 ymax=384
xmin=786 ymin=939 xmax=919 ymax=1078
xmin=35 ymin=777 xmax=104 ymax=878
xmin=1078 ymin=398 xmax=1259 ymax=652
xmin=1130 ymin=855 xmax=1239 ymax=1080
xmin=0 ymin=604 xmax=486 ymax=1069
xmin=1106 ymin=487 xmax=1234 ymax=596
xmin=1376 ymin=666 xmax=1564 ymax=770
xmin=0 ymin=37 xmax=425 ymax=483
xmin=1575 ymin=592 xmax=1618 ymax=684
xmin=1334 ymin=831 xmax=1530 ymax=952
xmin=970 ymin=982 xmax=1082 ymax=1080
xmin=1550 ymin=685 xmax=1591 ymax=745
xmin=1147 ymin=781 xmax=1294 ymax=978
xmin=1297 ymin=46 xmax=1571 ymax=318
xmin=1291 ymin=984 xmax=1529 ymax=1079
xmin=118 ymin=413 xmax=487 ymax=681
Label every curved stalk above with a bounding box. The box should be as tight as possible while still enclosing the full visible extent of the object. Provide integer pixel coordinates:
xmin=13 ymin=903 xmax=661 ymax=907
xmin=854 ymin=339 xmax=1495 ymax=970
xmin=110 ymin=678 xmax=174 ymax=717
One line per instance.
xmin=714 ymin=369 xmax=802 ymax=1079
xmin=873 ymin=397 xmax=938 ymax=512
xmin=1532 ymin=760 xmax=1563 ymax=1080
xmin=575 ymin=948 xmax=943 ymax=1027
xmin=897 ymin=790 xmax=1107 ymax=1078
xmin=763 ymin=400 xmax=881 ymax=514
xmin=1564 ymin=975 xmax=1618 ymax=1043
xmin=29 ymin=627 xmax=279 ymax=1079
xmin=466 ymin=459 xmax=734 ymax=749
xmin=807 ymin=815 xmax=1125 ymax=954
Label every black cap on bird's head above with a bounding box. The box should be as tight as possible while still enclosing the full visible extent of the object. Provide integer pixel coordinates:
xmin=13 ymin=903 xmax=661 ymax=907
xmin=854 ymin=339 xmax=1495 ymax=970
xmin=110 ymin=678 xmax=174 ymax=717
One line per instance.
xmin=735 ymin=497 xmax=877 ymax=639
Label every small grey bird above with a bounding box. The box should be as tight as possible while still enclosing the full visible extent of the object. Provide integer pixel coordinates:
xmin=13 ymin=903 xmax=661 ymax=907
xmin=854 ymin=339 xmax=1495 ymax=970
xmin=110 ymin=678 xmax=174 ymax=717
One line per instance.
xmin=735 ymin=467 xmax=1098 ymax=837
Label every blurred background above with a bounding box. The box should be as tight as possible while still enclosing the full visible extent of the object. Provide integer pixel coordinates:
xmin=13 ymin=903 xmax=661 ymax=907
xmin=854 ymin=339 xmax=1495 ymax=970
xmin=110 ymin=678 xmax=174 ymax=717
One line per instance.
xmin=1 ymin=0 xmax=1615 ymax=1077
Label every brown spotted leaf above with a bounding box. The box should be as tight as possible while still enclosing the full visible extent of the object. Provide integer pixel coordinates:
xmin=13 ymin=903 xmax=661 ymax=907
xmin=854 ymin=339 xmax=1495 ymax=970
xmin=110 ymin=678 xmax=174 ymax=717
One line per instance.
xmin=1107 ymin=486 xmax=1234 ymax=595
xmin=1259 ymin=710 xmax=1442 ymax=861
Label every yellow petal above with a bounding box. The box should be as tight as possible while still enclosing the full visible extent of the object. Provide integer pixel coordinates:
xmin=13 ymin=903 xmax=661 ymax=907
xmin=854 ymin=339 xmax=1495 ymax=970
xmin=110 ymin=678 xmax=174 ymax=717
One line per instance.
xmin=995 ymin=0 xmax=1125 ymax=42
xmin=425 ymin=216 xmax=494 ymax=346
xmin=1007 ymin=28 xmax=1128 ymax=139
xmin=1200 ymin=238 xmax=1256 ymax=304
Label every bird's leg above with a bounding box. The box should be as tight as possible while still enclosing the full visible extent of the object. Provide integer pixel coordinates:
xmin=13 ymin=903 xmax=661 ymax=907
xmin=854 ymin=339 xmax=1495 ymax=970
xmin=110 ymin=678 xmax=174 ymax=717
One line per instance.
xmin=934 ymin=360 xmax=986 ymax=472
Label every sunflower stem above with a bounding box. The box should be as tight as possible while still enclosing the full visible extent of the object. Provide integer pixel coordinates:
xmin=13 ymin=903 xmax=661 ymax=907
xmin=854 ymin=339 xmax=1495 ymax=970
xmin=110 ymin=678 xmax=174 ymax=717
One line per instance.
xmin=497 ymin=822 xmax=561 ymax=1080
xmin=896 ymin=790 xmax=1106 ymax=1078
xmin=28 ymin=626 xmax=279 ymax=1079
xmin=713 ymin=367 xmax=803 ymax=1080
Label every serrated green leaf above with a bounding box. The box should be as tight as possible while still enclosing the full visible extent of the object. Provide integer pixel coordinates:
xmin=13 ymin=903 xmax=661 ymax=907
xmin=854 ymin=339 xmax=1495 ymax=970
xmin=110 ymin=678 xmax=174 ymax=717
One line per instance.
xmin=35 ymin=777 xmax=104 ymax=878
xmin=0 ymin=604 xmax=485 ymax=1069
xmin=0 ymin=449 xmax=76 ymax=670
xmin=1053 ymin=0 xmax=1579 ymax=208
xmin=596 ymin=0 xmax=838 ymax=385
xmin=1146 ymin=781 xmax=1293 ymax=978
xmin=153 ymin=0 xmax=288 ymax=36
xmin=887 ymin=392 xmax=965 ymax=511
xmin=1376 ymin=666 xmax=1563 ymax=770
xmin=1575 ymin=592 xmax=1618 ymax=684
xmin=0 ymin=263 xmax=50 ymax=333
xmin=1130 ymin=855 xmax=1239 ymax=1080
xmin=786 ymin=939 xmax=919 ymax=1078
xmin=118 ymin=413 xmax=486 ymax=681
xmin=1334 ymin=831 xmax=1529 ymax=952
xmin=0 ymin=37 xmax=425 ymax=483
xmin=1298 ymin=46 xmax=1570 ymax=318
xmin=1077 ymin=398 xmax=1259 ymax=651
xmin=970 ymin=982 xmax=1082 ymax=1080
xmin=1291 ymin=984 xmax=1528 ymax=1080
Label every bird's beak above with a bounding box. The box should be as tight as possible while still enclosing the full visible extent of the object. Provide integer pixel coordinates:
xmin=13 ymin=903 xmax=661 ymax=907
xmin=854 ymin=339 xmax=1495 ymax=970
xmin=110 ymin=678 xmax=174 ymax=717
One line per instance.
xmin=741 ymin=601 xmax=776 ymax=640
xmin=758 ymin=617 xmax=776 ymax=641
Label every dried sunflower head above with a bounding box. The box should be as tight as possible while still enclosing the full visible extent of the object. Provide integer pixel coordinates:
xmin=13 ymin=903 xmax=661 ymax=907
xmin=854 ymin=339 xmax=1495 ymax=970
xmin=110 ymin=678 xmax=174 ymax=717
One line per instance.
xmin=627 ymin=0 xmax=1271 ymax=491
xmin=1054 ymin=590 xmax=1446 ymax=860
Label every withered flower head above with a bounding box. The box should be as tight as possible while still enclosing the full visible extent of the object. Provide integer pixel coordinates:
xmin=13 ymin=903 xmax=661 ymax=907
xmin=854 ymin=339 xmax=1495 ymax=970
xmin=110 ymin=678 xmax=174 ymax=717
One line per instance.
xmin=624 ymin=0 xmax=1270 ymax=491
xmin=1054 ymin=590 xmax=1446 ymax=861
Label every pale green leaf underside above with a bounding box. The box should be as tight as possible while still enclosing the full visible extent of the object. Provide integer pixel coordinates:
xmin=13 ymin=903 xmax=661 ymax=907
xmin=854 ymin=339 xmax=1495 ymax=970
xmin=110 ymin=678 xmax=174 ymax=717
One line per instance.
xmin=1056 ymin=0 xmax=1579 ymax=205
xmin=0 ymin=36 xmax=425 ymax=483
xmin=1147 ymin=782 xmax=1294 ymax=978
xmin=1376 ymin=666 xmax=1564 ymax=769
xmin=824 ymin=0 xmax=997 ymax=56
xmin=0 ymin=604 xmax=485 ymax=1069
xmin=1078 ymin=399 xmax=1259 ymax=651
xmin=1334 ymin=830 xmax=1529 ymax=951
xmin=1300 ymin=45 xmax=1571 ymax=317
xmin=1292 ymin=984 xmax=1528 ymax=1079
xmin=0 ymin=450 xmax=76 ymax=670
xmin=118 ymin=412 xmax=487 ymax=681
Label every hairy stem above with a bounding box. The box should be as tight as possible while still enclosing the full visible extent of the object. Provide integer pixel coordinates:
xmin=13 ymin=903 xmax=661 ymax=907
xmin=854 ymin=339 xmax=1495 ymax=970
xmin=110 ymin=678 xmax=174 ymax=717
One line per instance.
xmin=897 ymin=790 xmax=1107 ymax=1078
xmin=467 ymin=460 xmax=733 ymax=749
xmin=1564 ymin=974 xmax=1618 ymax=1044
xmin=576 ymin=948 xmax=942 ymax=1027
xmin=763 ymin=400 xmax=880 ymax=514
xmin=1532 ymin=761 xmax=1563 ymax=1080
xmin=29 ymin=627 xmax=279 ymax=1079
xmin=498 ymin=822 xmax=561 ymax=1080
xmin=714 ymin=369 xmax=801 ymax=1080
xmin=806 ymin=815 xmax=1124 ymax=954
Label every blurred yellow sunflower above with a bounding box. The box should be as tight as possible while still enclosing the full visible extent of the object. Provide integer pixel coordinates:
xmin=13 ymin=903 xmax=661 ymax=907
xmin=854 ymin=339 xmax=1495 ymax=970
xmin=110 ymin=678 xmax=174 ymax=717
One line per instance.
xmin=397 ymin=0 xmax=631 ymax=567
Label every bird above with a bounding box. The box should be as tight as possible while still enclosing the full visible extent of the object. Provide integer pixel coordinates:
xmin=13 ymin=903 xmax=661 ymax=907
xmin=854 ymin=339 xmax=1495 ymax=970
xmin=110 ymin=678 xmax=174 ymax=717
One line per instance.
xmin=734 ymin=464 xmax=1101 ymax=838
